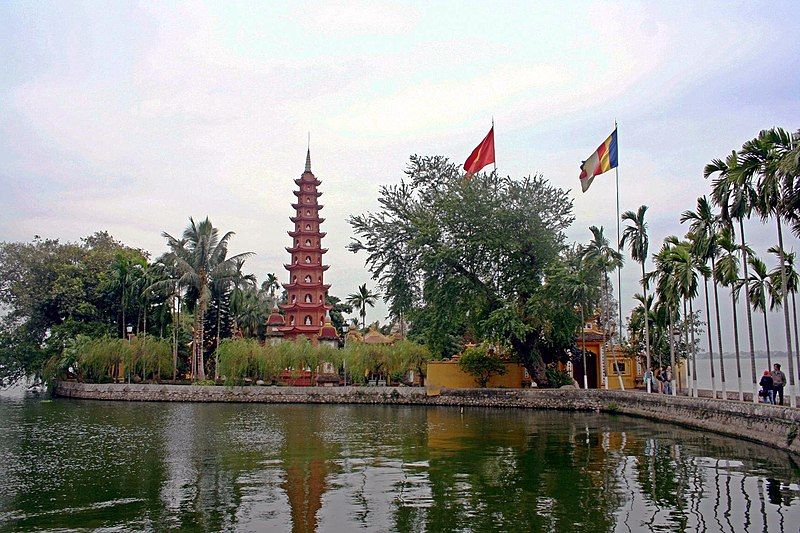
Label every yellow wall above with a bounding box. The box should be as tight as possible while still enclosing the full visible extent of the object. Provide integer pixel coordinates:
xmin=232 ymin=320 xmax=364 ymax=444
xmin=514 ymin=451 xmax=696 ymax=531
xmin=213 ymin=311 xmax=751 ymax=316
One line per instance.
xmin=426 ymin=361 xmax=527 ymax=389
xmin=605 ymin=356 xmax=637 ymax=390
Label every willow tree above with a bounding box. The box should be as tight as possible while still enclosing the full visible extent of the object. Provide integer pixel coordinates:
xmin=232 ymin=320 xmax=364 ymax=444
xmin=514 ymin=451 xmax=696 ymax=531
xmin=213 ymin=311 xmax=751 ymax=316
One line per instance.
xmin=348 ymin=155 xmax=579 ymax=381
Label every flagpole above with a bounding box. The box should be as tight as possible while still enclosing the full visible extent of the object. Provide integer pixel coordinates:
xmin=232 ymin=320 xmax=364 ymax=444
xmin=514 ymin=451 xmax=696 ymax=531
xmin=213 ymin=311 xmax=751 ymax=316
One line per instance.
xmin=614 ymin=120 xmax=625 ymax=391
xmin=492 ymin=116 xmax=497 ymax=175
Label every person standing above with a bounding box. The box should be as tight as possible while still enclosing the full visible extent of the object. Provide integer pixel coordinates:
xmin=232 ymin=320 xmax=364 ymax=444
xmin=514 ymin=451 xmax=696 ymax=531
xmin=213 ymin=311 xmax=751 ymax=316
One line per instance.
xmin=759 ymin=370 xmax=774 ymax=404
xmin=772 ymin=364 xmax=787 ymax=406
xmin=663 ymin=366 xmax=673 ymax=395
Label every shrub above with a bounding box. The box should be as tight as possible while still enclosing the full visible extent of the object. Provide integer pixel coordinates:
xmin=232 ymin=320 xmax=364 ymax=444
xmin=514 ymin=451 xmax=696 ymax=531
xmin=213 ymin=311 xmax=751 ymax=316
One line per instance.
xmin=543 ymin=365 xmax=573 ymax=388
xmin=458 ymin=344 xmax=507 ymax=387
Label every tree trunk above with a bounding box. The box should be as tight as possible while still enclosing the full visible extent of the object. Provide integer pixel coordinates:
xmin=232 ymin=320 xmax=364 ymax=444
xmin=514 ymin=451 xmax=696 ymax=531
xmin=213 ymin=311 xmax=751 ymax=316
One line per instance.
xmin=763 ymin=307 xmax=772 ymax=370
xmin=669 ymin=310 xmax=676 ymax=395
xmin=711 ymin=255 xmax=726 ymax=399
xmin=683 ymin=299 xmax=691 ymax=396
xmin=776 ymin=216 xmax=796 ymax=407
xmin=581 ymin=306 xmax=587 ymax=389
xmin=642 ymin=261 xmax=652 ymax=392
xmin=739 ymin=219 xmax=758 ymax=403
xmin=703 ymin=276 xmax=716 ymax=398
xmin=689 ymin=297 xmax=698 ymax=397
xmin=215 ymin=293 xmax=222 ymax=381
xmin=731 ymin=287 xmax=743 ymax=401
xmin=793 ymin=291 xmax=799 ymax=375
xmin=121 ymin=290 xmax=126 ymax=339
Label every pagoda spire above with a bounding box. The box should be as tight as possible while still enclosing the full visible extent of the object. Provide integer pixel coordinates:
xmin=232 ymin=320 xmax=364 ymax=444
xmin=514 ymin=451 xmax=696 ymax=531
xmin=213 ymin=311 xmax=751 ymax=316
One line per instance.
xmin=305 ymin=133 xmax=311 ymax=172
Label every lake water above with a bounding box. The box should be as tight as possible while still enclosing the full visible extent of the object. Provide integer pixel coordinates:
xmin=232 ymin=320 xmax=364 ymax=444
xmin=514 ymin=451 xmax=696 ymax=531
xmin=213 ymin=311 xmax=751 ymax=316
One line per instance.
xmin=1 ymin=395 xmax=799 ymax=532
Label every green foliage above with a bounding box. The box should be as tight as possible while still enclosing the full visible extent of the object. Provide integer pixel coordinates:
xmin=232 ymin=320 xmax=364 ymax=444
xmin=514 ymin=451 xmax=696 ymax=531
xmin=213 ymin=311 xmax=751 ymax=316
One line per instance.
xmin=458 ymin=344 xmax=507 ymax=387
xmin=42 ymin=335 xmax=172 ymax=385
xmin=0 ymin=233 xmax=149 ymax=386
xmin=347 ymin=155 xmax=579 ymax=380
xmin=543 ymin=365 xmax=573 ymax=388
xmin=214 ymin=338 xmax=430 ymax=385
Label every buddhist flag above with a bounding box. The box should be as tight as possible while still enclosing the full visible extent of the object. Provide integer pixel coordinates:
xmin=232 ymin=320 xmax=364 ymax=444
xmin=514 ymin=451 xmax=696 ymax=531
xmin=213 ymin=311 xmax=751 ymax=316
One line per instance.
xmin=464 ymin=126 xmax=495 ymax=177
xmin=579 ymin=128 xmax=618 ymax=192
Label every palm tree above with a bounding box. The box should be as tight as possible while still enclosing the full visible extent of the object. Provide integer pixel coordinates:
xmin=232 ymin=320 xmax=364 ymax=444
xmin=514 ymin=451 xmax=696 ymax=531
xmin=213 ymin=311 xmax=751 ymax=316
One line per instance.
xmin=681 ymin=197 xmax=722 ymax=398
xmin=146 ymin=256 xmax=184 ymax=380
xmin=579 ymin=226 xmax=624 ymax=389
xmin=769 ymin=247 xmax=800 ymax=368
xmin=667 ymin=242 xmax=701 ymax=396
xmin=346 ymin=284 xmax=379 ymax=330
xmin=716 ymin=227 xmax=744 ymax=400
xmin=567 ymin=256 xmax=599 ymax=389
xmin=652 ymin=240 xmax=680 ymax=395
xmin=110 ymin=252 xmax=145 ymax=339
xmin=683 ymin=232 xmax=715 ymax=397
xmin=739 ymin=128 xmax=796 ymax=405
xmin=748 ymin=255 xmax=779 ymax=369
xmin=264 ymin=272 xmax=280 ymax=305
xmin=162 ymin=217 xmax=253 ymax=381
xmin=706 ymin=153 xmax=759 ymax=402
xmin=620 ymin=205 xmax=652 ymax=391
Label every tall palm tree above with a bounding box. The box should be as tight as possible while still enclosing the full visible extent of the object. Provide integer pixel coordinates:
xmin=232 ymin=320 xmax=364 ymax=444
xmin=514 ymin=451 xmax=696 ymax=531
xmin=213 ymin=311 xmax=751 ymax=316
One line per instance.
xmin=146 ymin=255 xmax=184 ymax=381
xmin=769 ymin=247 xmax=799 ymax=368
xmin=162 ymin=217 xmax=253 ymax=381
xmin=716 ymin=227 xmax=744 ymax=400
xmin=110 ymin=252 xmax=146 ymax=339
xmin=667 ymin=242 xmax=701 ymax=396
xmin=264 ymin=272 xmax=280 ymax=304
xmin=579 ymin=226 xmax=624 ymax=389
xmin=346 ymin=284 xmax=379 ymax=330
xmin=683 ymin=232 xmax=715 ymax=397
xmin=620 ymin=205 xmax=652 ymax=391
xmin=739 ymin=128 xmax=796 ymax=405
xmin=652 ymin=240 xmax=680 ymax=395
xmin=567 ymin=255 xmax=599 ymax=389
xmin=748 ymin=255 xmax=779 ymax=369
xmin=706 ymin=153 xmax=759 ymax=402
xmin=681 ymin=197 xmax=722 ymax=398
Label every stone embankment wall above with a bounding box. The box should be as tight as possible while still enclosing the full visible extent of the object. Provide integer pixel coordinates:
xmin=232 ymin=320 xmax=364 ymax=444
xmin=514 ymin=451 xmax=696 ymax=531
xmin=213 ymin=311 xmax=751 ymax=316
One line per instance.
xmin=54 ymin=381 xmax=800 ymax=454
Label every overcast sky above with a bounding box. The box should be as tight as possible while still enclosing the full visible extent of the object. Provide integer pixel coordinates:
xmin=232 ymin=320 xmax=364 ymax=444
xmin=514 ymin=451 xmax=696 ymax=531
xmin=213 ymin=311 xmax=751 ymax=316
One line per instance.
xmin=1 ymin=1 xmax=799 ymax=351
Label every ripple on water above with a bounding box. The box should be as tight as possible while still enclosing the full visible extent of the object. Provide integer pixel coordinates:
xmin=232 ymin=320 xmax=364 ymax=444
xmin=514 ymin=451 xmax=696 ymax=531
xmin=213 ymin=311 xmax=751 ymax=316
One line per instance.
xmin=1 ymin=399 xmax=800 ymax=532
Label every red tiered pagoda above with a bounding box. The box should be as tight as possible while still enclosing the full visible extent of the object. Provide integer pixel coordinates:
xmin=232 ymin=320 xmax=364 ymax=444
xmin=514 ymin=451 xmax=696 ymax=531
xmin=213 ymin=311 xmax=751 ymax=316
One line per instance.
xmin=278 ymin=149 xmax=332 ymax=340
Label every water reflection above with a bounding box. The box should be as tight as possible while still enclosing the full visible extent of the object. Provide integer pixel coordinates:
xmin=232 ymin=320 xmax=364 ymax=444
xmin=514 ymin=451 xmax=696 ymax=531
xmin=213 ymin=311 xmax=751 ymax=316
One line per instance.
xmin=1 ymin=396 xmax=799 ymax=532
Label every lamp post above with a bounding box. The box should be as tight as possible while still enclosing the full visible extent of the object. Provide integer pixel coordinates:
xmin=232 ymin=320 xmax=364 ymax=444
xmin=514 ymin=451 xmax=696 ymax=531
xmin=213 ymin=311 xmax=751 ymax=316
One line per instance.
xmin=342 ymin=325 xmax=349 ymax=387
xmin=125 ymin=325 xmax=133 ymax=384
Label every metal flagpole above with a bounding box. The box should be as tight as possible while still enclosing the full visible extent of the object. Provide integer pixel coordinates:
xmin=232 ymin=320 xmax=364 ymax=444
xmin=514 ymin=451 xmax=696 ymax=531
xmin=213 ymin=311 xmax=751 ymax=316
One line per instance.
xmin=492 ymin=116 xmax=497 ymax=175
xmin=614 ymin=120 xmax=626 ymax=391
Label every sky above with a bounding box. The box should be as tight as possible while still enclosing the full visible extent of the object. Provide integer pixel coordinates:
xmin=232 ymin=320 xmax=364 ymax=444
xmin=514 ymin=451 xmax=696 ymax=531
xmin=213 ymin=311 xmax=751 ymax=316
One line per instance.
xmin=1 ymin=0 xmax=799 ymax=351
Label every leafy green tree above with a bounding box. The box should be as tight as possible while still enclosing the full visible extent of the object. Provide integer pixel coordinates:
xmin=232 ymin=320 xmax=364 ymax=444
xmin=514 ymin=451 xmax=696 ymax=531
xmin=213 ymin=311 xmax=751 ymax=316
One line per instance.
xmin=458 ymin=344 xmax=507 ymax=387
xmin=348 ymin=155 xmax=578 ymax=381
xmin=346 ymin=283 xmax=379 ymax=330
xmin=620 ymin=205 xmax=652 ymax=390
xmin=0 ymin=233 xmax=146 ymax=386
xmin=326 ymin=295 xmax=353 ymax=334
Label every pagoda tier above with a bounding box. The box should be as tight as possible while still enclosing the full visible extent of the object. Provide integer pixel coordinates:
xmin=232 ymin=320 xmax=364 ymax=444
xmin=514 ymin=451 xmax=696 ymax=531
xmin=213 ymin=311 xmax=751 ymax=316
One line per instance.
xmin=288 ymin=230 xmax=327 ymax=239
xmin=284 ymin=264 xmax=330 ymax=271
xmin=293 ymin=190 xmax=322 ymax=197
xmin=278 ymin=149 xmax=335 ymax=341
xmin=295 ymin=177 xmax=321 ymax=186
xmin=290 ymin=215 xmax=326 ymax=223
xmin=286 ymin=246 xmax=329 ymax=254
xmin=292 ymin=203 xmax=324 ymax=211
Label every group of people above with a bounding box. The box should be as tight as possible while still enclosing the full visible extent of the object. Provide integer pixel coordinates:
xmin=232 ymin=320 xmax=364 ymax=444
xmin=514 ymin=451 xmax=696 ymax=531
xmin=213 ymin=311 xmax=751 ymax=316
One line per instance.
xmin=759 ymin=363 xmax=788 ymax=405
xmin=647 ymin=366 xmax=673 ymax=395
